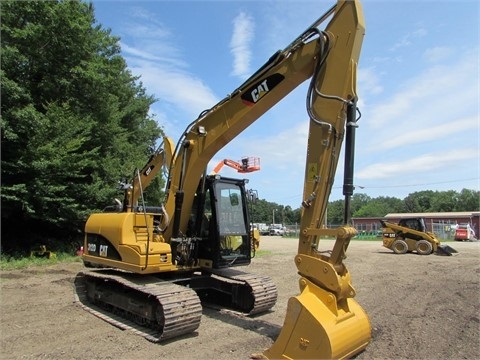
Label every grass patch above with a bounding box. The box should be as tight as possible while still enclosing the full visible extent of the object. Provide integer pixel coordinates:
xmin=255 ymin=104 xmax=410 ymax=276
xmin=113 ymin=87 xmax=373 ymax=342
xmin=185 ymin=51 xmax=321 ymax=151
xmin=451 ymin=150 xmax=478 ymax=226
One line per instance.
xmin=353 ymin=236 xmax=383 ymax=241
xmin=0 ymin=253 xmax=82 ymax=271
xmin=284 ymin=234 xmax=383 ymax=241
xmin=253 ymin=249 xmax=273 ymax=257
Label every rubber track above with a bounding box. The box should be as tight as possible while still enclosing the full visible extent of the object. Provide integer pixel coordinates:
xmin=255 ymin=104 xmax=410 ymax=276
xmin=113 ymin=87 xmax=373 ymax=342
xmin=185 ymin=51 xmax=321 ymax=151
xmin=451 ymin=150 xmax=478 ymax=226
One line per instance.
xmin=210 ymin=268 xmax=278 ymax=315
xmin=74 ymin=270 xmax=202 ymax=342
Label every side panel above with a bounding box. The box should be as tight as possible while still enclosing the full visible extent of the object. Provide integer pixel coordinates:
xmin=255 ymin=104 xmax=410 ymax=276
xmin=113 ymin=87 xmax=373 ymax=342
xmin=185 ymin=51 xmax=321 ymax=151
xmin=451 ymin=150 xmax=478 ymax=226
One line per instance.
xmin=83 ymin=212 xmax=176 ymax=273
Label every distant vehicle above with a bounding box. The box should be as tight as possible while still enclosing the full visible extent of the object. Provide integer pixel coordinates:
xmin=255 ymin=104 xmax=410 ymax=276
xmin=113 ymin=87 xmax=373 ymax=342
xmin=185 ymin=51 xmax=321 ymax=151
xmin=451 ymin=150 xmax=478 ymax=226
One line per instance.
xmin=454 ymin=223 xmax=477 ymax=241
xmin=269 ymin=224 xmax=285 ymax=236
xmin=380 ymin=218 xmax=457 ymax=256
xmin=252 ymin=223 xmax=270 ymax=236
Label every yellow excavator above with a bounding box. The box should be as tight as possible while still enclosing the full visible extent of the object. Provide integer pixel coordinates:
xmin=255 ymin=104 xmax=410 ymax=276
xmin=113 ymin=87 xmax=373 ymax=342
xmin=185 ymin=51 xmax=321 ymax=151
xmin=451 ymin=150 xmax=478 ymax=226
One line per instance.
xmin=75 ymin=0 xmax=371 ymax=358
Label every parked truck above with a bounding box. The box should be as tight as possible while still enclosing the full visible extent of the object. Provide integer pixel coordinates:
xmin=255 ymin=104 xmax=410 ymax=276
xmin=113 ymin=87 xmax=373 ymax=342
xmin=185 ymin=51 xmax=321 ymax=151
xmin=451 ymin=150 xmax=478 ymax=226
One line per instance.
xmin=454 ymin=223 xmax=477 ymax=241
xmin=252 ymin=223 xmax=270 ymax=236
xmin=269 ymin=224 xmax=286 ymax=236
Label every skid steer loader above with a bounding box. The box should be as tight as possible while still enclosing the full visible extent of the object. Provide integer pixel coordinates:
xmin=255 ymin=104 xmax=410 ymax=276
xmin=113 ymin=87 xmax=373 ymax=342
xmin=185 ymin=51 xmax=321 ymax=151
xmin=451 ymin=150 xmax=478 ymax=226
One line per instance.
xmin=381 ymin=218 xmax=457 ymax=256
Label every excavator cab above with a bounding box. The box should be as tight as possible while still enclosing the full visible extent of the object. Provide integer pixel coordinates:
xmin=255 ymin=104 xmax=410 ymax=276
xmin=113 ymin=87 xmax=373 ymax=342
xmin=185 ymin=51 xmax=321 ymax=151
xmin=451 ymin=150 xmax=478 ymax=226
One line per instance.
xmin=191 ymin=175 xmax=252 ymax=269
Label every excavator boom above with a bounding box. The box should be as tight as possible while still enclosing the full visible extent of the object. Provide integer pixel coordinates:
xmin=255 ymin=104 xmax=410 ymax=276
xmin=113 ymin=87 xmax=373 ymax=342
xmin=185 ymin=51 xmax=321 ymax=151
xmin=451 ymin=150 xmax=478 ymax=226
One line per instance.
xmin=163 ymin=1 xmax=363 ymax=242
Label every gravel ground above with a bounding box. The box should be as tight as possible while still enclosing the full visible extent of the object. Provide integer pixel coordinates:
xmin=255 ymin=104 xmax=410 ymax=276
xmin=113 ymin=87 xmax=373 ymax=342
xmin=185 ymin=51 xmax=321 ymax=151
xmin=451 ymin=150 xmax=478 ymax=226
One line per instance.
xmin=1 ymin=237 xmax=479 ymax=359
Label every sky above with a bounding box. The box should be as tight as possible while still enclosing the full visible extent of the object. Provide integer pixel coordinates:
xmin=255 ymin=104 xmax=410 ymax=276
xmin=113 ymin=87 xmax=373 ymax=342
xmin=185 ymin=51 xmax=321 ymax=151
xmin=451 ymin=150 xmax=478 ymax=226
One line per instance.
xmin=92 ymin=0 xmax=479 ymax=208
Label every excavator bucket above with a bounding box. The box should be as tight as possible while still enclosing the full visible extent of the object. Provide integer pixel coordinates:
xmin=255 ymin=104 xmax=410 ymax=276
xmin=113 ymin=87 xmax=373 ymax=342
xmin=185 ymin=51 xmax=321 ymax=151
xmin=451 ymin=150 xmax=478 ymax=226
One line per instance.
xmin=263 ymin=277 xmax=371 ymax=359
xmin=436 ymin=244 xmax=458 ymax=256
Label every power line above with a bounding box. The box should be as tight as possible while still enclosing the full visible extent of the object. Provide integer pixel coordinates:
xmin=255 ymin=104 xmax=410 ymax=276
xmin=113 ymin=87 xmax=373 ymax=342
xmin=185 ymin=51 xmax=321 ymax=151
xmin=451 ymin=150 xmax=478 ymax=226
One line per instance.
xmin=352 ymin=177 xmax=479 ymax=190
xmin=266 ymin=178 xmax=479 ymax=206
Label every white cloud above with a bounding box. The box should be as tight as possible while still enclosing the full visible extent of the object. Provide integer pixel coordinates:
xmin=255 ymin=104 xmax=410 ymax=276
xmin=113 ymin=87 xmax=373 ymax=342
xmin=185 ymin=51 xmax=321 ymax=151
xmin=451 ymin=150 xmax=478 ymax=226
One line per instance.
xmin=358 ymin=66 xmax=384 ymax=98
xmin=356 ymin=148 xmax=477 ymax=180
xmin=423 ymin=46 xmax=454 ymax=63
xmin=367 ymin=51 xmax=478 ymax=129
xmin=381 ymin=116 xmax=478 ymax=150
xmin=119 ymin=8 xmax=187 ymax=66
xmin=390 ymin=27 xmax=427 ymax=52
xmin=230 ymin=12 xmax=255 ymax=79
xmin=114 ymin=12 xmax=222 ymax=139
xmin=130 ymin=62 xmax=218 ymax=132
xmin=121 ymin=42 xmax=187 ymax=68
xmin=355 ymin=48 xmax=479 ymax=192
xmin=247 ymin=121 xmax=308 ymax=170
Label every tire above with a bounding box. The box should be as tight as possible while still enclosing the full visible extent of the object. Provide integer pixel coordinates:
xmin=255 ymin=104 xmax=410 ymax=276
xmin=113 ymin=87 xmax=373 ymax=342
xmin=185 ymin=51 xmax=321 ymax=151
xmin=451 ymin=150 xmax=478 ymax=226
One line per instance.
xmin=391 ymin=239 xmax=408 ymax=254
xmin=416 ymin=240 xmax=433 ymax=255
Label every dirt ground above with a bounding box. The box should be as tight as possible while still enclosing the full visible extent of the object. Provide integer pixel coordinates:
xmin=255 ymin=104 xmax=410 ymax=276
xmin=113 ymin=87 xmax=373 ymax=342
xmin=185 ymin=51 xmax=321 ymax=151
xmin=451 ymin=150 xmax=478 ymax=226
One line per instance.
xmin=1 ymin=237 xmax=479 ymax=360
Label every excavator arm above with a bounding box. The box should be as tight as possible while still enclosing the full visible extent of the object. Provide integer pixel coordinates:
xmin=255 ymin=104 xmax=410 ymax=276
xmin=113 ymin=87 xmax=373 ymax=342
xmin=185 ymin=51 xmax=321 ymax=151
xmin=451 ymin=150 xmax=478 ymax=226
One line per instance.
xmin=262 ymin=1 xmax=370 ymax=358
xmin=160 ymin=1 xmax=370 ymax=357
xmin=123 ymin=137 xmax=174 ymax=211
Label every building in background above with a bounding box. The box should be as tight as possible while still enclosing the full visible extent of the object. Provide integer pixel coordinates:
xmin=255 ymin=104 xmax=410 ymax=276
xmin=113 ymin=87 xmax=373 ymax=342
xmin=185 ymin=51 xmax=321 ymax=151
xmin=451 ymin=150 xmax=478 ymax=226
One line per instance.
xmin=351 ymin=212 xmax=480 ymax=240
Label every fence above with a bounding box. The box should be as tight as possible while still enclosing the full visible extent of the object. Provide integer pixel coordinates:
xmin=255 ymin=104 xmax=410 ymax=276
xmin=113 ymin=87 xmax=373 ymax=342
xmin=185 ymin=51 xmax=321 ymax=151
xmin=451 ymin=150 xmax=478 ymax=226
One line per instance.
xmin=283 ymin=220 xmax=463 ymax=240
xmin=430 ymin=221 xmax=457 ymax=240
xmin=283 ymin=224 xmax=381 ymax=239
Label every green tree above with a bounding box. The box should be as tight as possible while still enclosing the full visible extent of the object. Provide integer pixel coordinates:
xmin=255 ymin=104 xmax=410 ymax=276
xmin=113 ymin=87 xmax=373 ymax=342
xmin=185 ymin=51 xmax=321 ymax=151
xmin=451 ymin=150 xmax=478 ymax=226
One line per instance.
xmin=402 ymin=189 xmax=479 ymax=213
xmin=350 ymin=193 xmax=371 ymax=215
xmin=430 ymin=190 xmax=458 ymax=212
xmin=403 ymin=190 xmax=436 ymax=212
xmin=283 ymin=205 xmax=301 ymax=225
xmin=353 ymin=196 xmax=405 ymax=217
xmin=456 ymin=189 xmax=480 ymax=211
xmin=248 ymin=198 xmax=270 ymax=224
xmin=1 ymin=0 xmax=162 ymax=253
xmin=327 ymin=199 xmax=345 ymax=226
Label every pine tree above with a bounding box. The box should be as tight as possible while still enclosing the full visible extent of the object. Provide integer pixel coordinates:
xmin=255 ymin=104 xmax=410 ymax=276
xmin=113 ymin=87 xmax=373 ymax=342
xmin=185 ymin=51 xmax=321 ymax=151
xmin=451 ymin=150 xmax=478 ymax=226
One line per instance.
xmin=1 ymin=0 xmax=162 ymax=253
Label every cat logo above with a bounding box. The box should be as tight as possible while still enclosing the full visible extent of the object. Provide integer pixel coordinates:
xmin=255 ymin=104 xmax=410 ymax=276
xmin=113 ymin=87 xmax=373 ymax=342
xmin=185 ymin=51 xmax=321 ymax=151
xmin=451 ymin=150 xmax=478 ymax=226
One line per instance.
xmin=99 ymin=245 xmax=108 ymax=257
xmin=241 ymin=73 xmax=284 ymax=106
